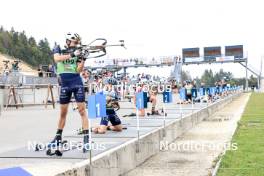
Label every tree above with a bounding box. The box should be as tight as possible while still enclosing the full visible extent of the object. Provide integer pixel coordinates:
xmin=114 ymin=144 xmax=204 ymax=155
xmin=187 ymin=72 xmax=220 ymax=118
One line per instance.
xmin=201 ymin=69 xmax=215 ymax=86
xmin=248 ymin=75 xmax=258 ymax=88
xmin=0 ymin=26 xmax=53 ymax=68
xmin=181 ymin=70 xmax=191 ymax=82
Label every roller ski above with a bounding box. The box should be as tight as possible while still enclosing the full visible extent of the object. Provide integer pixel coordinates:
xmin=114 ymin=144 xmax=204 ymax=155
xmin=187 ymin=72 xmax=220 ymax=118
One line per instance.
xmin=45 ymin=134 xmax=66 ymax=156
xmin=147 ymin=110 xmax=167 ymax=117
xmin=35 ymin=134 xmax=70 ymax=156
xmin=123 ymin=113 xmax=136 ymax=117
xmin=46 ymin=141 xmax=84 ymax=156
xmin=35 ymin=133 xmax=63 ymax=152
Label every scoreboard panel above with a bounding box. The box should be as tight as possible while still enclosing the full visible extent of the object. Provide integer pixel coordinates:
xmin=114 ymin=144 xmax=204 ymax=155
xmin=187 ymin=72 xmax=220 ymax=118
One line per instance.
xmin=181 ymin=45 xmax=245 ymax=64
xmin=225 ymin=45 xmax=243 ymax=59
xmin=204 ymin=46 xmax=221 ymax=57
xmin=182 ymin=48 xmax=200 ymax=59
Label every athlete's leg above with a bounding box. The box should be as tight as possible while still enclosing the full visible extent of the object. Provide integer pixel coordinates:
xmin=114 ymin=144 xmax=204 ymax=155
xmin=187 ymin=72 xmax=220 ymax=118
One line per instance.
xmin=57 ymin=103 xmax=69 ymax=129
xmin=138 ymin=109 xmax=145 ymax=116
xmin=76 ymin=102 xmax=89 ymax=130
xmin=72 ymin=84 xmax=88 ymax=129
xmin=109 ymin=124 xmax=123 ymax=131
xmin=49 ymin=86 xmax=71 ymax=145
xmin=73 ymin=84 xmax=90 ymax=152
xmin=94 ymin=125 xmax=108 ymax=134
xmin=108 ymin=110 xmax=122 ymax=132
xmin=150 ymin=95 xmax=157 ymax=113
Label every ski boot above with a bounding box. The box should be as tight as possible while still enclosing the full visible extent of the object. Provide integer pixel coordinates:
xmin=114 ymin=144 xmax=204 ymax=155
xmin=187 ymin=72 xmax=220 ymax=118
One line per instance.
xmin=46 ymin=134 xmax=63 ymax=156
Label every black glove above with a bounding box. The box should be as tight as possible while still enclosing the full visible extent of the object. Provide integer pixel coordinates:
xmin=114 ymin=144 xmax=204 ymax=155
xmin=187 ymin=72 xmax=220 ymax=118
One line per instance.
xmin=70 ymin=49 xmax=81 ymax=57
xmin=77 ymin=56 xmax=86 ymax=63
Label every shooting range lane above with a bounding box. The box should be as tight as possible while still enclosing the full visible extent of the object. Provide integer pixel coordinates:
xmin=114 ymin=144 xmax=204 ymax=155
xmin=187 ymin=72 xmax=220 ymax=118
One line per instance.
xmin=0 ymin=137 xmax=129 ymax=159
xmin=0 ymin=93 xmax=237 ymax=176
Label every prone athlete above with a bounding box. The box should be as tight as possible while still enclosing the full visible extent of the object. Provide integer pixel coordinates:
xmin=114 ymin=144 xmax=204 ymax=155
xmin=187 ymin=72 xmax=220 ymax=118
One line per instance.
xmin=93 ymin=77 xmax=123 ymax=134
xmin=146 ymin=84 xmax=160 ymax=115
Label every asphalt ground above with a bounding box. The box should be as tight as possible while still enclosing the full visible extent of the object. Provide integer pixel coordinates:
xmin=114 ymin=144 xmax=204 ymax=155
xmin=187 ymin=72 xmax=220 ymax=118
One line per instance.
xmin=0 ymin=94 xmax=208 ymax=174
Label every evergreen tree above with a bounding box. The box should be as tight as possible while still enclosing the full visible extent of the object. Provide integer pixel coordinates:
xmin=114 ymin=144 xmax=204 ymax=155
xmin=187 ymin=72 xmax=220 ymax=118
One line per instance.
xmin=0 ymin=26 xmax=53 ymax=67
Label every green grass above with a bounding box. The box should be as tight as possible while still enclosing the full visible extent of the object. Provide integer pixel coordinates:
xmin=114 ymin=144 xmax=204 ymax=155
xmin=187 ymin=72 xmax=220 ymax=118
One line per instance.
xmin=217 ymin=93 xmax=264 ymax=176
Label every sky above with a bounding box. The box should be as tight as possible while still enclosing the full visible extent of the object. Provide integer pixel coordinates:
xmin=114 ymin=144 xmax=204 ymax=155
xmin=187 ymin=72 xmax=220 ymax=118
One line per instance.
xmin=0 ymin=0 xmax=264 ymax=78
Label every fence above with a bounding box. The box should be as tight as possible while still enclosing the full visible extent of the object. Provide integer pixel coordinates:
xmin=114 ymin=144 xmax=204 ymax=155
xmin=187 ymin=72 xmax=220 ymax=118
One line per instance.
xmin=0 ymin=74 xmax=59 ymax=110
xmin=0 ymin=74 xmax=58 ymax=86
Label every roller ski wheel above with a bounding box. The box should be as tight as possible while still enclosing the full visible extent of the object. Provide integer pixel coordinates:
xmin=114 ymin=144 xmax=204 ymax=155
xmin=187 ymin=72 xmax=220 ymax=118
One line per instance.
xmin=46 ymin=148 xmax=52 ymax=156
xmin=55 ymin=150 xmax=63 ymax=156
xmin=46 ymin=149 xmax=63 ymax=157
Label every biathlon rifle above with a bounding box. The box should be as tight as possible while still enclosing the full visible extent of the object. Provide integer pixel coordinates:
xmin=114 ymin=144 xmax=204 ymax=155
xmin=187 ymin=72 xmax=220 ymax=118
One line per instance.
xmin=78 ymin=38 xmax=126 ymax=60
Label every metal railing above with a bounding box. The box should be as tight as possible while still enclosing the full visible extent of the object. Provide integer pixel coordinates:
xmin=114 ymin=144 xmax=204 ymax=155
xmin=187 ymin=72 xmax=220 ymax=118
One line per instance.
xmin=0 ymin=74 xmax=58 ymax=86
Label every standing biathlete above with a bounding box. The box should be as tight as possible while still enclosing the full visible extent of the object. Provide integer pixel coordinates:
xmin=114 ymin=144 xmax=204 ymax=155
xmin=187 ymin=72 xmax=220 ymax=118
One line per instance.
xmin=49 ymin=33 xmax=89 ymax=152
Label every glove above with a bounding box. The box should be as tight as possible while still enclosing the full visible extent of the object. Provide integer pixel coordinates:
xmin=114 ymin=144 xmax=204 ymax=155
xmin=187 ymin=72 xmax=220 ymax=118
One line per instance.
xmin=70 ymin=49 xmax=81 ymax=57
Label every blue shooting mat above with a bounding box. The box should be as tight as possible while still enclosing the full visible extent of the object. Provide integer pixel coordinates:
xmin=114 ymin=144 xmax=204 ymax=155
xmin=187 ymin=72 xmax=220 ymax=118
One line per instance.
xmin=0 ymin=167 xmax=32 ymax=176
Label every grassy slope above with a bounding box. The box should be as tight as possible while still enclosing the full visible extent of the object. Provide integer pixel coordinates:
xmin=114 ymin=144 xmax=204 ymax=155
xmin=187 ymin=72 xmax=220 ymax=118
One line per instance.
xmin=217 ymin=93 xmax=264 ymax=176
xmin=0 ymin=53 xmax=37 ymax=74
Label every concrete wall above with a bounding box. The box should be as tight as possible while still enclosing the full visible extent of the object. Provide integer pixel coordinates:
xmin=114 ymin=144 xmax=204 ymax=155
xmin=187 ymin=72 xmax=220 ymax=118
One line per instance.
xmin=55 ymin=93 xmax=242 ymax=176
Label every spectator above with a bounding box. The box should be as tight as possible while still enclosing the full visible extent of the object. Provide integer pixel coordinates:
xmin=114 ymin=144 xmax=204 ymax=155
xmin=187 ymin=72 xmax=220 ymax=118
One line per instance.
xmin=47 ymin=64 xmax=55 ymax=77
xmin=11 ymin=61 xmax=19 ymax=72
xmin=185 ymin=81 xmax=193 ymax=103
xmin=38 ymin=67 xmax=43 ymax=77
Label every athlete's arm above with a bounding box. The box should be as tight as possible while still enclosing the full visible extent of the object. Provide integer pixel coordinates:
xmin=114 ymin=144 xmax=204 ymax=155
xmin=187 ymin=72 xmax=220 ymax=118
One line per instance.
xmin=53 ymin=45 xmax=72 ymax=63
xmin=54 ymin=53 xmax=71 ymax=63
xmin=77 ymin=60 xmax=85 ymax=73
